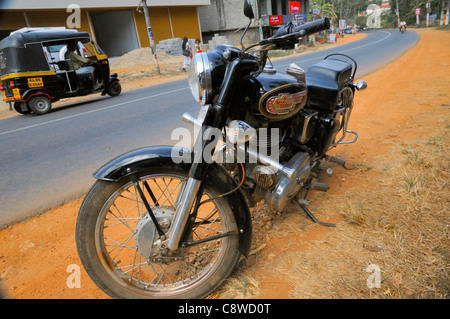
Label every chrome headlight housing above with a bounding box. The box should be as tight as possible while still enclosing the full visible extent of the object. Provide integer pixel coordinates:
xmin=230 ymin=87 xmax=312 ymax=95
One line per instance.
xmin=188 ymin=52 xmax=211 ymax=105
xmin=188 ymin=51 xmax=226 ymax=105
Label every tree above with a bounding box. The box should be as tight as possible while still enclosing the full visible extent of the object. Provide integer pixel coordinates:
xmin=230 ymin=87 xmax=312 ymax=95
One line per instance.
xmin=333 ymin=0 xmax=373 ymax=24
xmin=392 ymin=0 xmax=443 ymax=26
xmin=309 ymin=0 xmax=337 ymax=19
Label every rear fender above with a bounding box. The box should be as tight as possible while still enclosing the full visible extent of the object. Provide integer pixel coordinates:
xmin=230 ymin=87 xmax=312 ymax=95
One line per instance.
xmin=21 ymin=89 xmax=54 ymax=102
xmin=93 ymin=145 xmax=252 ymax=256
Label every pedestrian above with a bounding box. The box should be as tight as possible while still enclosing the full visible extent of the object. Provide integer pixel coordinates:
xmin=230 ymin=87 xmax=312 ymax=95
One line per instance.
xmin=195 ymin=38 xmax=202 ymax=53
xmin=182 ymin=37 xmax=192 ymax=71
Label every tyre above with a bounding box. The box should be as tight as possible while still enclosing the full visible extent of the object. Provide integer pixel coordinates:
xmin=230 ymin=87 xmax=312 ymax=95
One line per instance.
xmin=13 ymin=102 xmax=31 ymax=114
xmin=76 ymin=167 xmax=240 ymax=299
xmin=106 ymin=81 xmax=121 ymax=97
xmin=28 ymin=95 xmax=52 ymax=115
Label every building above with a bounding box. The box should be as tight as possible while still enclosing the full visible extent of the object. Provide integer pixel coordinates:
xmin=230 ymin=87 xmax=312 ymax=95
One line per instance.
xmin=198 ymin=0 xmax=309 ymax=44
xmin=0 ymin=0 xmax=210 ymax=57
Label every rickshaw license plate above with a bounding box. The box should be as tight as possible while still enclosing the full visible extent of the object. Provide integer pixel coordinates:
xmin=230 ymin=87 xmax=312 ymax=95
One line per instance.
xmin=28 ymin=77 xmax=44 ymax=88
xmin=12 ymin=88 xmax=21 ymax=98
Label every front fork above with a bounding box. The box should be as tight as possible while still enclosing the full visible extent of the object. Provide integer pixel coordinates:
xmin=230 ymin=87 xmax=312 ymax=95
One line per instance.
xmin=163 ymin=58 xmax=258 ymax=250
xmin=166 ymin=177 xmax=202 ymax=249
xmin=165 ymin=105 xmax=225 ymax=250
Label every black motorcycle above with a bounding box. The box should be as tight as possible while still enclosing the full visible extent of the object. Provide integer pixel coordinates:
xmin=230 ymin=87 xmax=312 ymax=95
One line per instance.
xmin=76 ymin=0 xmax=367 ymax=299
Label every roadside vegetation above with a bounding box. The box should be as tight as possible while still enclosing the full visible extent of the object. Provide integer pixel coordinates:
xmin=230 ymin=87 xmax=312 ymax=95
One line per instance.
xmin=213 ymin=126 xmax=449 ymax=299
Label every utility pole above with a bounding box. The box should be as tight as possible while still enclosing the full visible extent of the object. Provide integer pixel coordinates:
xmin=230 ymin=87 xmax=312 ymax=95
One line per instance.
xmin=441 ymin=0 xmax=445 ymax=26
xmin=253 ymin=0 xmax=263 ymax=41
xmin=140 ymin=0 xmax=160 ymax=75
xmin=416 ymin=0 xmax=420 ymax=25
xmin=396 ymin=0 xmax=400 ymax=27
xmin=446 ymin=0 xmax=450 ymax=25
xmin=426 ymin=0 xmax=430 ymax=27
xmin=339 ymin=0 xmax=344 ymax=37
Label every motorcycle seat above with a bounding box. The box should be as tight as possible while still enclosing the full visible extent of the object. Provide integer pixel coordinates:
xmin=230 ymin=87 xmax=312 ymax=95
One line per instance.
xmin=306 ymin=58 xmax=352 ymax=110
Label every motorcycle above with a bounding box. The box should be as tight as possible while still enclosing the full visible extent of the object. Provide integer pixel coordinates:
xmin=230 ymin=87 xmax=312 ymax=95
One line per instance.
xmin=76 ymin=0 xmax=367 ymax=299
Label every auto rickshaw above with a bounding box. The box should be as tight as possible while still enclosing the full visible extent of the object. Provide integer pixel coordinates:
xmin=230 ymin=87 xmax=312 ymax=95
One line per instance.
xmin=0 ymin=27 xmax=121 ymax=115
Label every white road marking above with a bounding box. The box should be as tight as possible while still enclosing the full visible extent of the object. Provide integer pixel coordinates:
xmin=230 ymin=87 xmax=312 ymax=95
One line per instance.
xmin=0 ymin=87 xmax=189 ymax=136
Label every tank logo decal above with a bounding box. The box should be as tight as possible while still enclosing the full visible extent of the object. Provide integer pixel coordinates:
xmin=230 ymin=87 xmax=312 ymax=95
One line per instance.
xmin=266 ymin=91 xmax=306 ymax=115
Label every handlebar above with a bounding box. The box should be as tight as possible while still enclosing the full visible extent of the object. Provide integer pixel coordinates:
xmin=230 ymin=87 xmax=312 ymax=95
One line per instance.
xmin=258 ymin=18 xmax=330 ymax=49
xmin=293 ymin=18 xmax=331 ymax=37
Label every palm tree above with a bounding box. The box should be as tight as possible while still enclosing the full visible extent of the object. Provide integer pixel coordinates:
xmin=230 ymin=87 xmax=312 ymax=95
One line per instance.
xmin=309 ymin=0 xmax=338 ymax=19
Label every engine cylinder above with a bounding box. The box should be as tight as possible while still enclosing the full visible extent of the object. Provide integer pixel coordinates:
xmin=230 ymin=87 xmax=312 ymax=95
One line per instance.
xmin=265 ymin=152 xmax=311 ymax=211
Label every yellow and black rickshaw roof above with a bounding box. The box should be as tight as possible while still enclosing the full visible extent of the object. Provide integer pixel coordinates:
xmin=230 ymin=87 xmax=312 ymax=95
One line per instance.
xmin=0 ymin=29 xmax=91 ymax=49
xmin=0 ymin=29 xmax=91 ymax=77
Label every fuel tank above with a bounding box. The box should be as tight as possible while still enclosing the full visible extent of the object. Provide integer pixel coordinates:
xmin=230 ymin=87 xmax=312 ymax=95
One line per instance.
xmin=251 ymin=67 xmax=307 ymax=122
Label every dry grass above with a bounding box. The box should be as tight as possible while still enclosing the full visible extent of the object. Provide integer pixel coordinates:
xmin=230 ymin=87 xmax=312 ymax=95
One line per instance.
xmin=328 ymin=131 xmax=449 ymax=298
xmin=212 ymin=117 xmax=449 ymax=299
xmin=212 ymin=274 xmax=262 ymax=299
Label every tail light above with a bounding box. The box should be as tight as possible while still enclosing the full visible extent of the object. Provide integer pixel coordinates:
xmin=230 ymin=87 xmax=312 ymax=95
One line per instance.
xmin=9 ymin=80 xmax=16 ymax=89
xmin=0 ymin=83 xmax=4 ymax=91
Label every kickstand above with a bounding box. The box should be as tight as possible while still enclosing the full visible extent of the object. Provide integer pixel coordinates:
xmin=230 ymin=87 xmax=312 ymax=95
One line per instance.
xmin=296 ymin=201 xmax=336 ymax=228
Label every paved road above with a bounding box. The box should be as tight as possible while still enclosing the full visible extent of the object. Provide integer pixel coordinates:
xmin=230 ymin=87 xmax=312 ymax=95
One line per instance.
xmin=0 ymin=29 xmax=419 ymax=227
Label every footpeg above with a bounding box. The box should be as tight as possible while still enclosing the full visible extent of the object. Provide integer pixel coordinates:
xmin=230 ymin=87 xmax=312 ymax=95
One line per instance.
xmin=310 ymin=181 xmax=329 ymax=192
xmin=326 ymin=155 xmax=346 ymax=167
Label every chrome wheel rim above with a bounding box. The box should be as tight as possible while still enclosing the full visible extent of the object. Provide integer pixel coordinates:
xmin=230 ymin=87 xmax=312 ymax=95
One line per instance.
xmin=94 ymin=173 xmax=231 ymax=297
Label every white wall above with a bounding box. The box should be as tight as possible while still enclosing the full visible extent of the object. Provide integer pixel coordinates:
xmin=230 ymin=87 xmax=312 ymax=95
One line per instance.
xmin=0 ymin=0 xmax=211 ymax=9
xmin=91 ymin=10 xmax=139 ymax=57
xmin=198 ymin=0 xmax=249 ymax=32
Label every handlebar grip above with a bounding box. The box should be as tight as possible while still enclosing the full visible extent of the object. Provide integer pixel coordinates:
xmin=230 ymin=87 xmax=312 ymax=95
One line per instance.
xmin=265 ymin=17 xmax=330 ymax=49
xmin=293 ymin=18 xmax=330 ymax=36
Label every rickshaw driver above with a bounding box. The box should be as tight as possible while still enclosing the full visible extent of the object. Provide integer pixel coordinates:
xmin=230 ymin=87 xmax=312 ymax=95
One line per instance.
xmin=65 ymin=40 xmax=100 ymax=89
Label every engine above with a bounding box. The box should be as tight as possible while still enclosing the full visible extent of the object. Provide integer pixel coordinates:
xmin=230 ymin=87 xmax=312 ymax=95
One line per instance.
xmin=252 ymin=152 xmax=311 ymax=211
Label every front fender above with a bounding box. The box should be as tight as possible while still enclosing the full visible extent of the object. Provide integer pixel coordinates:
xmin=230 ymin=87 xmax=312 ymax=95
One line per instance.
xmin=94 ymin=145 xmax=192 ymax=181
xmin=93 ymin=145 xmax=252 ymax=256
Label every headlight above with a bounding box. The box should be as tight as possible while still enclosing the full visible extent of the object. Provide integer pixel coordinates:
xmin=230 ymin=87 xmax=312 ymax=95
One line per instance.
xmin=188 ymin=51 xmax=226 ymax=105
xmin=188 ymin=52 xmax=211 ymax=105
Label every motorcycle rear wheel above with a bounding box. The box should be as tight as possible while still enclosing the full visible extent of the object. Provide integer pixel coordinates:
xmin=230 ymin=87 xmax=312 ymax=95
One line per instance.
xmin=76 ymin=167 xmax=240 ymax=299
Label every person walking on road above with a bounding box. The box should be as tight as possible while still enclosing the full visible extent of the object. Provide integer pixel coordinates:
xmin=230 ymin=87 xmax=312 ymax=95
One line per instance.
xmin=182 ymin=37 xmax=192 ymax=71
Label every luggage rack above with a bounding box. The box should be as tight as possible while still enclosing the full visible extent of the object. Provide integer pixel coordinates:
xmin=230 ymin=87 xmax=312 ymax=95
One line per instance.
xmin=331 ymin=86 xmax=358 ymax=147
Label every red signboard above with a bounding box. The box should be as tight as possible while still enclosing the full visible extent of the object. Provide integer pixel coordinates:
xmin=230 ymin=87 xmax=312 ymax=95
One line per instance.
xmin=415 ymin=8 xmax=421 ymax=15
xmin=289 ymin=1 xmax=301 ymax=14
xmin=269 ymin=15 xmax=283 ymax=25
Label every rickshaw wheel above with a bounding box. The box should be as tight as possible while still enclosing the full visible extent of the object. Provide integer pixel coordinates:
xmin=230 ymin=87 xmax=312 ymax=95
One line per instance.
xmin=13 ymin=102 xmax=31 ymax=114
xmin=28 ymin=96 xmax=52 ymax=115
xmin=107 ymin=81 xmax=121 ymax=97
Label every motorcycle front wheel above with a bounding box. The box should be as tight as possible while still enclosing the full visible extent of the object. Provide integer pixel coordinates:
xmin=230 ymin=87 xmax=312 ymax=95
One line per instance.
xmin=76 ymin=167 xmax=240 ymax=299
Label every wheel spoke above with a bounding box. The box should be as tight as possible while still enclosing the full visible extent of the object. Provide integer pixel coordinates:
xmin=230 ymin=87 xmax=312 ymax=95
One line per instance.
xmin=94 ymin=173 xmax=232 ymax=295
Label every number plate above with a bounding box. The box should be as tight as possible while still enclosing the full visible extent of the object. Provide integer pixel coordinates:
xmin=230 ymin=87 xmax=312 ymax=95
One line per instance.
xmin=12 ymin=88 xmax=21 ymax=98
xmin=28 ymin=77 xmax=44 ymax=88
